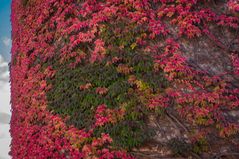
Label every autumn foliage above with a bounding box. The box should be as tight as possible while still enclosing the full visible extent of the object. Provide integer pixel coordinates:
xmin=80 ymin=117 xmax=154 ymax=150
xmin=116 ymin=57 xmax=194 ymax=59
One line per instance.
xmin=10 ymin=0 xmax=239 ymax=158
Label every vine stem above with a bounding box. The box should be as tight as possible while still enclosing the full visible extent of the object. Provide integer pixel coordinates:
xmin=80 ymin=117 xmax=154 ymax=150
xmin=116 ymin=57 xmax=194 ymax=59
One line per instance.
xmin=213 ymin=152 xmax=239 ymax=159
xmin=165 ymin=110 xmax=190 ymax=133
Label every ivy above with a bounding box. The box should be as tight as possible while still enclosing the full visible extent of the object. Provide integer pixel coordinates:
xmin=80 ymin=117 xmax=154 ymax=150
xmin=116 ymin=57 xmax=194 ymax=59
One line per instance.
xmin=10 ymin=0 xmax=239 ymax=158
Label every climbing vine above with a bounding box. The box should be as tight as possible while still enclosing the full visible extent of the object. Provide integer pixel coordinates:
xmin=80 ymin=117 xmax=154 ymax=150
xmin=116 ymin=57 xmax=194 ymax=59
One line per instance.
xmin=10 ymin=0 xmax=239 ymax=158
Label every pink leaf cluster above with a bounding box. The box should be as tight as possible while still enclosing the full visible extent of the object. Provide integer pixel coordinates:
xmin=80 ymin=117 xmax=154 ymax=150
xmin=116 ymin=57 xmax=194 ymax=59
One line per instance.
xmin=10 ymin=0 xmax=239 ymax=157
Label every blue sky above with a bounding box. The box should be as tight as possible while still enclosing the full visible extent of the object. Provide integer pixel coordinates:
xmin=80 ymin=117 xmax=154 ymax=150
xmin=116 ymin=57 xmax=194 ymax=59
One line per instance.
xmin=0 ymin=1 xmax=11 ymax=159
xmin=0 ymin=0 xmax=12 ymax=61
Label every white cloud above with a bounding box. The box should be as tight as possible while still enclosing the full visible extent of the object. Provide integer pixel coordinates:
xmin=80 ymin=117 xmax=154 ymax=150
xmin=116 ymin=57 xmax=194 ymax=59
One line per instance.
xmin=0 ymin=54 xmax=11 ymax=159
xmin=0 ymin=55 xmax=9 ymax=85
xmin=0 ymin=82 xmax=11 ymax=159
xmin=2 ymin=37 xmax=11 ymax=47
xmin=0 ymin=55 xmax=8 ymax=66
xmin=0 ymin=113 xmax=10 ymax=124
xmin=0 ymin=124 xmax=11 ymax=159
xmin=0 ymin=56 xmax=8 ymax=67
